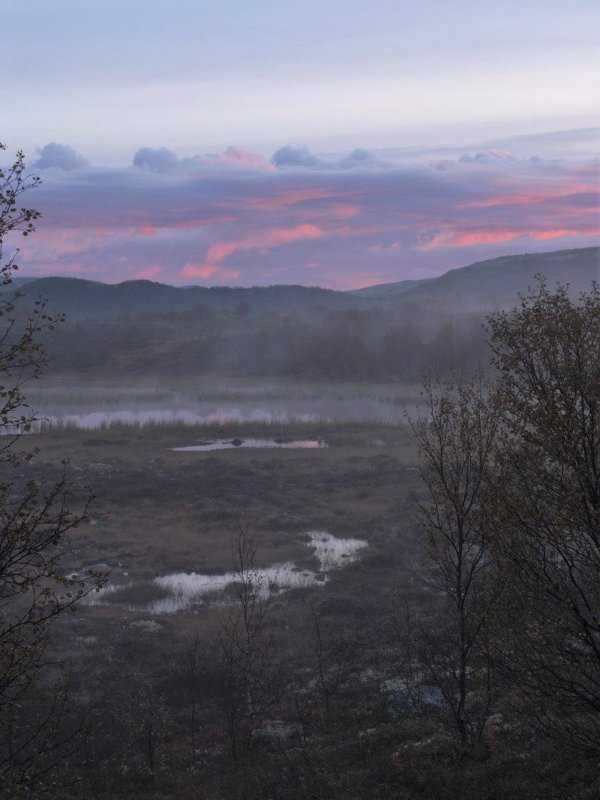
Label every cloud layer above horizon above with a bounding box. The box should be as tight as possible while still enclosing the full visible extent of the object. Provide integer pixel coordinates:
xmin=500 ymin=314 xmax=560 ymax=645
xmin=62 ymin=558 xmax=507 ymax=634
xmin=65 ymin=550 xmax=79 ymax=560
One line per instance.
xmin=7 ymin=129 xmax=600 ymax=290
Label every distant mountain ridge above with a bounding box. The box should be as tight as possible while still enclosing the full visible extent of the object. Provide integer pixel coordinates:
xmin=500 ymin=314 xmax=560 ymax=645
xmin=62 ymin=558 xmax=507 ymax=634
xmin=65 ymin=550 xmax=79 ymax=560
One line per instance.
xmin=8 ymin=278 xmax=369 ymax=320
xmin=8 ymin=247 xmax=599 ymax=320
xmin=385 ymin=247 xmax=599 ymax=310
xmin=348 ymin=278 xmax=432 ymax=298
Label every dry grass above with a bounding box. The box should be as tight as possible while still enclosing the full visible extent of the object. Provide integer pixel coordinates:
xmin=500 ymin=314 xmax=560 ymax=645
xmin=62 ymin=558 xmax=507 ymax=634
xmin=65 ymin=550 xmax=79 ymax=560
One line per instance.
xmin=23 ymin=419 xmax=423 ymax=629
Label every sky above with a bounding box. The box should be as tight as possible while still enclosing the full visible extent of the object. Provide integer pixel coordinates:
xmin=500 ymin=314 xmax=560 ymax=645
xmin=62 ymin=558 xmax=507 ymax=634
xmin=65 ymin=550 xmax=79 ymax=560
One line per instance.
xmin=2 ymin=0 xmax=599 ymax=288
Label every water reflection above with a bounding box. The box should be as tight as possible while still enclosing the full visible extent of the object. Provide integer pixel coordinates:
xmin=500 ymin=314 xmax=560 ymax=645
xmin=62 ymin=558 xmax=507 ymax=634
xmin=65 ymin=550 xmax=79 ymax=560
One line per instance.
xmin=47 ymin=408 xmax=320 ymax=429
xmin=86 ymin=530 xmax=368 ymax=615
xmin=150 ymin=530 xmax=367 ymax=613
xmin=19 ymin=381 xmax=421 ymax=431
xmin=171 ymin=438 xmax=327 ymax=451
xmin=307 ymin=531 xmax=367 ymax=570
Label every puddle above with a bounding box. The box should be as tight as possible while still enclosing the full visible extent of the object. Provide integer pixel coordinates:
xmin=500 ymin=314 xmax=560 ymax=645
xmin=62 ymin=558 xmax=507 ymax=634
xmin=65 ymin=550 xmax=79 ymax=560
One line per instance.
xmin=306 ymin=530 xmax=367 ymax=570
xmin=171 ymin=438 xmax=327 ymax=452
xmin=130 ymin=619 xmax=163 ymax=632
xmin=151 ymin=563 xmax=321 ymax=614
xmin=85 ymin=531 xmax=367 ymax=615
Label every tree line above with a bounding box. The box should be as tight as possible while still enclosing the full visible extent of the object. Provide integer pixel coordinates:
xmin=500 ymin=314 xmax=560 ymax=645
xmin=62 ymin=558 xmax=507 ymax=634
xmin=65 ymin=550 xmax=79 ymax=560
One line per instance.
xmin=39 ymin=303 xmax=490 ymax=382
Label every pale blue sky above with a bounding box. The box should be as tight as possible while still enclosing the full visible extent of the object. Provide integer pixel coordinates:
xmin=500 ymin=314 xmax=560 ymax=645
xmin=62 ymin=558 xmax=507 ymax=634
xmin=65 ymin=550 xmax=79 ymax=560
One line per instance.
xmin=4 ymin=0 xmax=599 ymax=164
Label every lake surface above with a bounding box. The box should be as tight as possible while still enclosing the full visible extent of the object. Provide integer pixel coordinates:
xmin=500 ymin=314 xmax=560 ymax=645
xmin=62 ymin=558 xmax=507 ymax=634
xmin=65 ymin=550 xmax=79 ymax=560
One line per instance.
xmin=21 ymin=379 xmax=421 ymax=430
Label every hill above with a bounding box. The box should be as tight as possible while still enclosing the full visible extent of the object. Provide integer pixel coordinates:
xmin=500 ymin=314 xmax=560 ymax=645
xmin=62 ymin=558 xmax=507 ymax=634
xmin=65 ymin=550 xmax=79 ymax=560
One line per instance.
xmin=348 ymin=278 xmax=431 ymax=298
xmin=9 ymin=247 xmax=599 ymax=320
xmin=13 ymin=278 xmax=371 ymax=320
xmin=385 ymin=247 xmax=599 ymax=310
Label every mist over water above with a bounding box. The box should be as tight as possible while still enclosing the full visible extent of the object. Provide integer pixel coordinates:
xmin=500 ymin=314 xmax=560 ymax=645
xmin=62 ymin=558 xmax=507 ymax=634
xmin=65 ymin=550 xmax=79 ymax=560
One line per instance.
xmin=24 ymin=380 xmax=420 ymax=430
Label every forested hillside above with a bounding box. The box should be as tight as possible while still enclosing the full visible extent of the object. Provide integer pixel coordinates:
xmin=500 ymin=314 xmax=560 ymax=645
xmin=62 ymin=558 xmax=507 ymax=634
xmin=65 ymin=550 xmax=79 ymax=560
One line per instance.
xmin=28 ymin=247 xmax=598 ymax=381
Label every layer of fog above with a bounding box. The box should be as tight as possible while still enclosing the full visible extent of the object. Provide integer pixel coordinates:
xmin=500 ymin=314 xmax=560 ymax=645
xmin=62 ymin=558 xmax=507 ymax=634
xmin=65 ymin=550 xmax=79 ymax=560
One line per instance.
xmin=22 ymin=380 xmax=421 ymax=430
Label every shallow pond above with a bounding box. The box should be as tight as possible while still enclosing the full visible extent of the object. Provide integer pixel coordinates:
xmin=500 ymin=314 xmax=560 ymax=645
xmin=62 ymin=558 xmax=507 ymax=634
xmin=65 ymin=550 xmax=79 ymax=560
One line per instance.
xmin=86 ymin=531 xmax=368 ymax=615
xmin=171 ymin=438 xmax=327 ymax=451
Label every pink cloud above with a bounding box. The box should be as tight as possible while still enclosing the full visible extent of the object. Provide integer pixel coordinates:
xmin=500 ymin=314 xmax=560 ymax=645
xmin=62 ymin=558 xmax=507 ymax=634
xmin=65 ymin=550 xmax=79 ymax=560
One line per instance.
xmin=168 ymin=215 xmax=237 ymax=231
xmin=422 ymin=230 xmax=522 ymax=249
xmin=135 ymin=224 xmax=158 ymax=236
xmin=179 ymin=262 xmax=240 ymax=281
xmin=25 ymin=227 xmax=116 ymax=259
xmin=205 ymin=224 xmax=325 ymax=264
xmin=328 ymin=203 xmax=360 ymax=219
xmin=230 ymin=188 xmax=350 ymax=212
xmin=421 ymin=227 xmax=598 ymax=250
xmin=456 ymin=182 xmax=599 ymax=209
xmin=130 ymin=215 xmax=238 ymax=234
xmin=531 ymin=227 xmax=598 ymax=241
xmin=133 ymin=264 xmax=162 ymax=279
xmin=218 ymin=147 xmax=274 ymax=170
xmin=190 ymin=147 xmax=273 ymax=171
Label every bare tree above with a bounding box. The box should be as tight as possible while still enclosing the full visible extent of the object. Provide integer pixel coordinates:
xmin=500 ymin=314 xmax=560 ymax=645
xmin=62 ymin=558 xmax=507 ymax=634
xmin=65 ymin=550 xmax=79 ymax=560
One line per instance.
xmin=409 ymin=375 xmax=501 ymax=752
xmin=307 ymin=602 xmax=356 ymax=722
xmin=0 ymin=144 xmax=103 ymax=797
xmin=217 ymin=524 xmax=281 ymax=760
xmin=0 ymin=145 xmax=62 ymax=455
